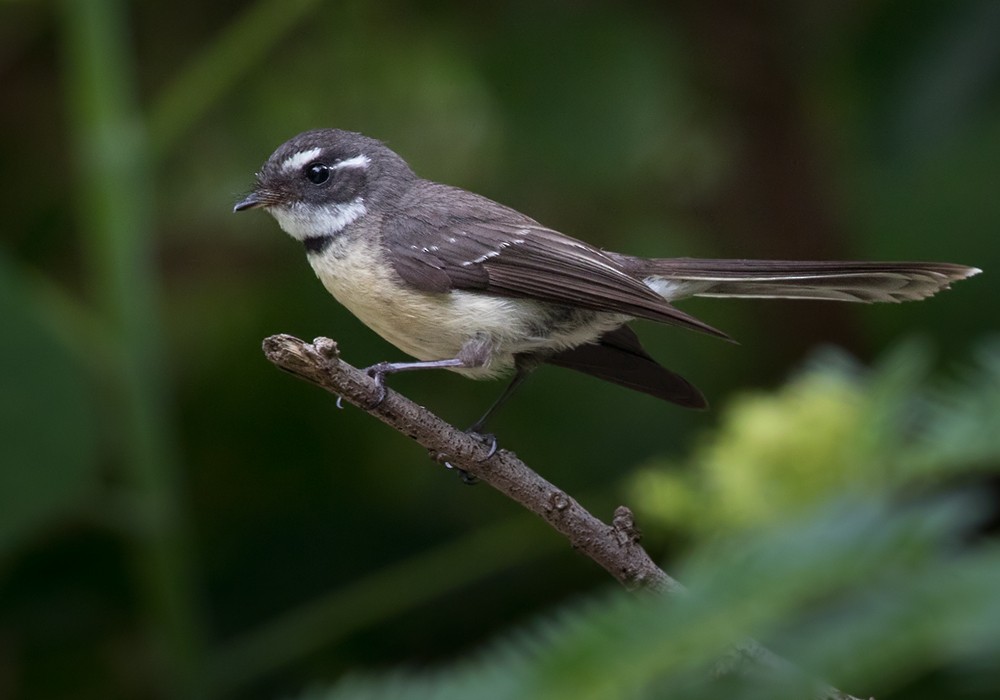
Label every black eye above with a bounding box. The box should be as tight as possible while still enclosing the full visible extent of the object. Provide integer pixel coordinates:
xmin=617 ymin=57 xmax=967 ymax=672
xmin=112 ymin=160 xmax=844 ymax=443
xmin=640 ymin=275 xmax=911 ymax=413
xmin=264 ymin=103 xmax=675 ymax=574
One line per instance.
xmin=305 ymin=162 xmax=330 ymax=185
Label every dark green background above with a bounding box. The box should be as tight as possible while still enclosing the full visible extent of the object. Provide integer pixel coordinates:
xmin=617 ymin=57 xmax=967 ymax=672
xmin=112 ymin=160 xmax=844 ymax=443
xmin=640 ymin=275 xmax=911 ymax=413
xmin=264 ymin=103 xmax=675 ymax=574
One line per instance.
xmin=1 ymin=1 xmax=997 ymax=698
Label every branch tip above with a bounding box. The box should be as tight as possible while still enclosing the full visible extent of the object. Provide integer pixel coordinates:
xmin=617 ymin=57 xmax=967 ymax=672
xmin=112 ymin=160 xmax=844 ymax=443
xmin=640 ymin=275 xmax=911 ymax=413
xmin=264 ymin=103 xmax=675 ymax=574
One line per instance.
xmin=312 ymin=337 xmax=340 ymax=360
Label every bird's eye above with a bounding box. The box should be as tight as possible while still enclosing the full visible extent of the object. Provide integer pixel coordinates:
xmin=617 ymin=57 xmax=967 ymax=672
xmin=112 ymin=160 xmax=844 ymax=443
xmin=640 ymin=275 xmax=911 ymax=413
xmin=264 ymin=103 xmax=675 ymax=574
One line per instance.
xmin=305 ymin=163 xmax=330 ymax=185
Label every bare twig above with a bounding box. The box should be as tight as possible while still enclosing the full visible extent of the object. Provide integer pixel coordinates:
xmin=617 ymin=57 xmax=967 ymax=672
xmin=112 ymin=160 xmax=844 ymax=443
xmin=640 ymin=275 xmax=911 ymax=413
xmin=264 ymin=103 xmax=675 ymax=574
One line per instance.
xmin=261 ymin=334 xmax=864 ymax=700
xmin=262 ymin=333 xmax=674 ymax=591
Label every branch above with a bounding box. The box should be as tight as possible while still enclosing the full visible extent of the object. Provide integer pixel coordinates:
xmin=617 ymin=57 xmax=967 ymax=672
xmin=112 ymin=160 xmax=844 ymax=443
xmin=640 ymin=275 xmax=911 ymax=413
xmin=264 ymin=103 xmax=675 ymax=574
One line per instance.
xmin=261 ymin=334 xmax=864 ymax=700
xmin=263 ymin=333 xmax=672 ymax=590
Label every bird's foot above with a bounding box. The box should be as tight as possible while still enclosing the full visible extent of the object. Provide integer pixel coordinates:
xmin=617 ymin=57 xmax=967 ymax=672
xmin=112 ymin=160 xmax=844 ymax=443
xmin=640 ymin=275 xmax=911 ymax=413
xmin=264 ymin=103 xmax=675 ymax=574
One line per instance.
xmin=450 ymin=464 xmax=479 ymax=486
xmin=441 ymin=432 xmax=496 ymax=485
xmin=428 ymin=450 xmax=479 ymax=486
xmin=466 ymin=430 xmax=498 ymax=460
xmin=362 ymin=362 xmax=392 ymax=408
xmin=427 ymin=430 xmax=496 ymax=486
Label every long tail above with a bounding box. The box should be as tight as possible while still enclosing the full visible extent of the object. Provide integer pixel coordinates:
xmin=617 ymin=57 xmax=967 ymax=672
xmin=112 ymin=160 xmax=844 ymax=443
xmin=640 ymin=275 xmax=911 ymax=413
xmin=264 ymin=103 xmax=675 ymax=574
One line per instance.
xmin=543 ymin=258 xmax=977 ymax=411
xmin=626 ymin=259 xmax=980 ymax=303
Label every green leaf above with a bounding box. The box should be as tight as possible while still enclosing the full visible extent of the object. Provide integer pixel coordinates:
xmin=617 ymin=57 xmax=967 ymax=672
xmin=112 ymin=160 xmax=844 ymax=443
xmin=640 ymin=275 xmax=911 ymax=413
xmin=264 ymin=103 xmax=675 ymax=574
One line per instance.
xmin=0 ymin=255 xmax=99 ymax=557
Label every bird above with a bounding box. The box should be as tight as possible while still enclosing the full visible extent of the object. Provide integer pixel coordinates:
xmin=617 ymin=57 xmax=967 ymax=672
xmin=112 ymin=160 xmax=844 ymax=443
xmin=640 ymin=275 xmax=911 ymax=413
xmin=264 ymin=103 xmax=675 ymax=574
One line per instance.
xmin=234 ymin=128 xmax=980 ymax=432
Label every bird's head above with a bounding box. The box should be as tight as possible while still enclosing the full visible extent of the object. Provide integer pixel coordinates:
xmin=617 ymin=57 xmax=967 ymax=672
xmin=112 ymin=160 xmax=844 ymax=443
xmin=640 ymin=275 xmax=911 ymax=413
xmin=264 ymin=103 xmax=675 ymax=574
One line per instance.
xmin=234 ymin=128 xmax=414 ymax=241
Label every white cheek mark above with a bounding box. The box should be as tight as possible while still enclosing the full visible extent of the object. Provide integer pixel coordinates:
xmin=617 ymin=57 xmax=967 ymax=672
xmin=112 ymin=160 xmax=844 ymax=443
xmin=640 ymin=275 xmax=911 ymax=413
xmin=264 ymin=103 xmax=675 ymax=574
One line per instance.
xmin=280 ymin=147 xmax=323 ymax=174
xmin=332 ymin=154 xmax=371 ymax=170
xmin=269 ymin=197 xmax=367 ymax=240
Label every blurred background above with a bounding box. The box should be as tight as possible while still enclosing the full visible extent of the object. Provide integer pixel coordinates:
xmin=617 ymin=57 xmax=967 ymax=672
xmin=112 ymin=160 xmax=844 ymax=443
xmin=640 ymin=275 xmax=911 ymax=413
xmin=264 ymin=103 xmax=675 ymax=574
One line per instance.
xmin=1 ymin=1 xmax=999 ymax=699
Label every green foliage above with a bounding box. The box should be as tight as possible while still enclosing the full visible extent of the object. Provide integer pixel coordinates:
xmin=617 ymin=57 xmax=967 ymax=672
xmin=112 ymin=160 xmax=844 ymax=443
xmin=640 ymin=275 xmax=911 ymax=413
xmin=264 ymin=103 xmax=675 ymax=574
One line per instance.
xmin=2 ymin=1 xmax=999 ymax=698
xmin=290 ymin=343 xmax=1000 ymax=700
xmin=631 ymin=361 xmax=871 ymax=534
xmin=628 ymin=345 xmax=899 ymax=535
xmin=0 ymin=255 xmax=99 ymax=558
xmin=629 ymin=341 xmax=1000 ymax=541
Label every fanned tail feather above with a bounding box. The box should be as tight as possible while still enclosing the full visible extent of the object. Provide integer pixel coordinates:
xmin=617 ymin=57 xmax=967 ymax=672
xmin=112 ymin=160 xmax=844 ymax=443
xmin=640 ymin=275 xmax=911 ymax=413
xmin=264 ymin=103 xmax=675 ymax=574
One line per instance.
xmin=625 ymin=258 xmax=980 ymax=303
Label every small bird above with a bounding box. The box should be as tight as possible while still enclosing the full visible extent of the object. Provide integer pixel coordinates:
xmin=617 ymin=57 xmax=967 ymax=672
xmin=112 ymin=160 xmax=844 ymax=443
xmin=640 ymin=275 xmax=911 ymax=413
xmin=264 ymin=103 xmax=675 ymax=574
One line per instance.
xmin=235 ymin=128 xmax=979 ymax=431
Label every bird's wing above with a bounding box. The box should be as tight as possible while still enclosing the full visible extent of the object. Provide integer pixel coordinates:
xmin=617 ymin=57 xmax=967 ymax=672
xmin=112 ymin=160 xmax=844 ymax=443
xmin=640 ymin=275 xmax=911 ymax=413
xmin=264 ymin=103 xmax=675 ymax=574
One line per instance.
xmin=384 ymin=182 xmax=728 ymax=339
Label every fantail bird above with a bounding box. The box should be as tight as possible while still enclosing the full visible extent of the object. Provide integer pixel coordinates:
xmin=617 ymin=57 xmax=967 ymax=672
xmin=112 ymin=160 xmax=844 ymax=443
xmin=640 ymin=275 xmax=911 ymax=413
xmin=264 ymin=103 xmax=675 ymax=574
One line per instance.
xmin=235 ymin=129 xmax=979 ymax=431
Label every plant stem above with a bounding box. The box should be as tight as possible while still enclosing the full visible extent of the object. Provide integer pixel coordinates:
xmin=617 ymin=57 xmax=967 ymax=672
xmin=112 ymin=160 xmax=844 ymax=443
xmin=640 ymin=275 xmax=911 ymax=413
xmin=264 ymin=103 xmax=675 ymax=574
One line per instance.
xmin=59 ymin=1 xmax=208 ymax=696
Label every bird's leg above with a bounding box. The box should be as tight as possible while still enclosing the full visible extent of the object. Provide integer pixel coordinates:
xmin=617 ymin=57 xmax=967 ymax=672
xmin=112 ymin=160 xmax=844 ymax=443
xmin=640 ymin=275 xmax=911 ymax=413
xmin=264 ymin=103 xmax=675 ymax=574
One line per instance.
xmin=465 ymin=353 xmax=541 ymax=450
xmin=364 ymin=357 xmax=465 ymax=406
xmin=447 ymin=363 xmax=536 ymax=486
xmin=466 ymin=368 xmax=530 ymax=441
xmin=445 ymin=372 xmax=526 ymax=484
xmin=363 ymin=339 xmax=535 ymax=485
xmin=363 ymin=333 xmax=493 ymax=407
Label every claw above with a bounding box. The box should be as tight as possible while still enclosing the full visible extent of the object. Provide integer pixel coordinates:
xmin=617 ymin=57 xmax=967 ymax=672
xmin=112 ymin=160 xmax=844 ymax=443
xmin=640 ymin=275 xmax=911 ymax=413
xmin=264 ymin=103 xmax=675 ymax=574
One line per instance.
xmin=363 ymin=364 xmax=389 ymax=408
xmin=467 ymin=431 xmax=498 ymax=460
xmin=437 ymin=458 xmax=479 ymax=486
xmin=336 ymin=395 xmax=344 ymax=410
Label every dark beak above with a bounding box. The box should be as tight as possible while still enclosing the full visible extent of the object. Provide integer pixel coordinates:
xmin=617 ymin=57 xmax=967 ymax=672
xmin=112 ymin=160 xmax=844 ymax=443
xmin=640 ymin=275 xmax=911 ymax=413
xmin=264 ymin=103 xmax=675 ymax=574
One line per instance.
xmin=233 ymin=191 xmax=264 ymax=213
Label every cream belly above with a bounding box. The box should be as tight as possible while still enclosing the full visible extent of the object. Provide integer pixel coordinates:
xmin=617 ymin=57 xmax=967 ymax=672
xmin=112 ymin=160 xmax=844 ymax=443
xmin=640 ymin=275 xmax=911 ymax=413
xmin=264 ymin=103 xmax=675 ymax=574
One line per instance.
xmin=307 ymin=238 xmax=545 ymax=378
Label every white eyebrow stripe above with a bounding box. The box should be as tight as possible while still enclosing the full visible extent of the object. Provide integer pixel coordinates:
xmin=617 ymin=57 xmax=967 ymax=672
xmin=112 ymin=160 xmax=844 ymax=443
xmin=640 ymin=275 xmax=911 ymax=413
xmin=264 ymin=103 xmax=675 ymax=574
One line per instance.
xmin=332 ymin=154 xmax=371 ymax=170
xmin=280 ymin=147 xmax=323 ymax=173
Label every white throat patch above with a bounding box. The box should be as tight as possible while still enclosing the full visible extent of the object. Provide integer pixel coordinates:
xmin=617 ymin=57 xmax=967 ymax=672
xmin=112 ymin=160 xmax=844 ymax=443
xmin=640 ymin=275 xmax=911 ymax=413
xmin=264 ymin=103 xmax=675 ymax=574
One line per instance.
xmin=269 ymin=197 xmax=367 ymax=241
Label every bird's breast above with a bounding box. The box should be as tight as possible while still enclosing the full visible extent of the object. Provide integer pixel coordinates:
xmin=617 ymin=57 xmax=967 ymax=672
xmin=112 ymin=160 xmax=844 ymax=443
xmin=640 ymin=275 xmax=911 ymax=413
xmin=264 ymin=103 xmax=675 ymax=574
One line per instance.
xmin=306 ymin=236 xmax=557 ymax=378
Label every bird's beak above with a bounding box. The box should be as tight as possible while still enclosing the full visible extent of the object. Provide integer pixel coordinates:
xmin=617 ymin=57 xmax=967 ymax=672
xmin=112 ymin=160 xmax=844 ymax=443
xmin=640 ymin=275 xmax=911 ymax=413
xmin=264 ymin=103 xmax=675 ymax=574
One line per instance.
xmin=233 ymin=191 xmax=265 ymax=213
xmin=234 ymin=187 xmax=285 ymax=212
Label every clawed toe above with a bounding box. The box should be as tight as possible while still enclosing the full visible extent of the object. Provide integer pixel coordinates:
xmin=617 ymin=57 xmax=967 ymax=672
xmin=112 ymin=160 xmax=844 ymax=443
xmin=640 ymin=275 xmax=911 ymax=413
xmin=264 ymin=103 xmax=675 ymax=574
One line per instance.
xmin=429 ymin=447 xmax=481 ymax=486
xmin=443 ymin=461 xmax=479 ymax=485
xmin=466 ymin=430 xmax=498 ymax=460
xmin=363 ymin=364 xmax=390 ymax=407
xmin=457 ymin=469 xmax=479 ymax=485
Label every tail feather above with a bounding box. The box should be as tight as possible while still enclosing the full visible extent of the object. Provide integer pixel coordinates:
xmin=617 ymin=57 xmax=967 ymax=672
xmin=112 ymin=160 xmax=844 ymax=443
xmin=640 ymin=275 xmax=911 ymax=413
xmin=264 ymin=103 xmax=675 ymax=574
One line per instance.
xmin=546 ymin=325 xmax=707 ymax=409
xmin=629 ymin=259 xmax=980 ymax=304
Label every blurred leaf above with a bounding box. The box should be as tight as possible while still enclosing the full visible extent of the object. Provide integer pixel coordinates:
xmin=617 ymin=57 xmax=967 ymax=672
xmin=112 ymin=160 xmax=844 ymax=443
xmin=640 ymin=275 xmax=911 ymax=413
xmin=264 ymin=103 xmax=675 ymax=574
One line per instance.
xmin=908 ymin=338 xmax=1000 ymax=473
xmin=0 ymin=254 xmax=99 ymax=558
xmin=629 ymin=356 xmax=873 ymax=536
xmin=629 ymin=340 xmax=1000 ymax=540
xmin=288 ymin=494 xmax=1000 ymax=700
